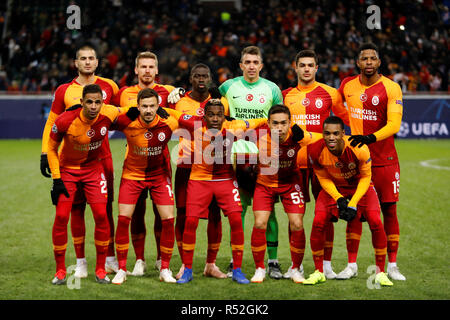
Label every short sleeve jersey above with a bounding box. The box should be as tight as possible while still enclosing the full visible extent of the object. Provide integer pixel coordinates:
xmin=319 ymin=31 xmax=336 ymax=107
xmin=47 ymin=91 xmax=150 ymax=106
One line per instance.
xmin=339 ymin=75 xmax=403 ymax=166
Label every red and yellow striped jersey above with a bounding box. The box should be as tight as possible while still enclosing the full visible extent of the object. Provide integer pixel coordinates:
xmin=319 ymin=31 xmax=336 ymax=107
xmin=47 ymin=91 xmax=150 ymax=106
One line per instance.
xmin=112 ymin=83 xmax=175 ymax=109
xmin=47 ymin=104 xmax=120 ymax=179
xmin=112 ymin=114 xmax=179 ymax=180
xmin=308 ymin=136 xmax=372 ymax=207
xmin=42 ymin=76 xmax=119 ymax=154
xmin=255 ymin=126 xmax=320 ymax=188
xmin=283 ymin=81 xmax=349 ymax=169
xmin=174 ymin=91 xmax=229 ymax=168
xmin=339 ymin=75 xmax=403 ymax=166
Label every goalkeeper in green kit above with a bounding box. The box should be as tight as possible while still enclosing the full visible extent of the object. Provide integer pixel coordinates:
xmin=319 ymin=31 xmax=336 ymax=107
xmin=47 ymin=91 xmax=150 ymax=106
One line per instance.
xmin=219 ymin=46 xmax=284 ymax=279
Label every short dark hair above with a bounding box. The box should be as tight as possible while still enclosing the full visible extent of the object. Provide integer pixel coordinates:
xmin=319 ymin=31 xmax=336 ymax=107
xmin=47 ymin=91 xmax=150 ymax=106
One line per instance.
xmin=240 ymin=46 xmax=263 ymax=62
xmin=268 ymin=104 xmax=291 ymax=120
xmin=295 ymin=49 xmax=318 ymax=65
xmin=76 ymin=44 xmax=97 ymax=59
xmin=190 ymin=63 xmax=210 ymax=76
xmin=204 ymin=99 xmax=224 ymax=113
xmin=82 ymin=84 xmax=102 ymax=98
xmin=137 ymin=88 xmax=159 ymax=104
xmin=323 ymin=116 xmax=345 ymax=130
xmin=357 ymin=42 xmax=379 ymax=58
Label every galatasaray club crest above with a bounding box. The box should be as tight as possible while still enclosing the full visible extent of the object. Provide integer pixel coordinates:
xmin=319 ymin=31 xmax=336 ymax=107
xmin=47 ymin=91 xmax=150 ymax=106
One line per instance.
xmin=144 ymin=131 xmax=153 ymax=140
xmin=294 ymin=184 xmax=301 ymax=192
xmin=348 ymin=162 xmax=356 ymax=170
xmin=259 ymin=94 xmax=266 ymax=104
xmin=158 ymin=132 xmax=166 ymax=141
xmin=100 ymin=127 xmax=107 ymax=136
xmin=287 ymin=149 xmax=295 ymax=157
xmin=372 ymin=95 xmax=379 ymax=106
xmin=102 ymin=90 xmax=107 ymax=100
xmin=315 ymin=98 xmax=323 ymax=109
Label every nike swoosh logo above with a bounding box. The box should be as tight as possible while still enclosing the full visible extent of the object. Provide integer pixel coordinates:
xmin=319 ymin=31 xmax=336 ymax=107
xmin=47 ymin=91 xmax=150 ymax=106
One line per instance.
xmin=347 ymin=94 xmax=354 ymax=97
xmin=232 ymin=96 xmax=240 ymax=99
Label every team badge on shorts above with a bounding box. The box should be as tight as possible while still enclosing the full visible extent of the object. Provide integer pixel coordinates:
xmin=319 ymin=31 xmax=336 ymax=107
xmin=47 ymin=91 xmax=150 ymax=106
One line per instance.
xmin=233 ymin=180 xmax=239 ymax=188
xmin=100 ymin=127 xmax=107 ymax=136
xmin=287 ymin=149 xmax=295 ymax=157
xmin=144 ymin=131 xmax=153 ymax=140
xmin=294 ymin=184 xmax=301 ymax=192
xmin=395 ymin=172 xmax=400 ymax=180
xmin=158 ymin=132 xmax=166 ymax=141
xmin=348 ymin=162 xmax=356 ymax=170
xmin=101 ymin=173 xmax=106 ymax=181
xmin=360 ymin=93 xmax=368 ymax=102
xmin=87 ymin=129 xmax=95 ymax=138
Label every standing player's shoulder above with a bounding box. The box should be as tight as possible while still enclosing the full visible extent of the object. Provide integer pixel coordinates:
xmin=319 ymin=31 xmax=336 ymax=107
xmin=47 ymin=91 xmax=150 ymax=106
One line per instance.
xmin=54 ymin=105 xmax=81 ymax=129
xmin=339 ymin=75 xmax=359 ymax=89
xmin=380 ymin=75 xmax=402 ymax=91
xmin=219 ymin=77 xmax=241 ymax=95
xmin=282 ymin=86 xmax=295 ymax=97
xmin=97 ymin=76 xmax=119 ymax=89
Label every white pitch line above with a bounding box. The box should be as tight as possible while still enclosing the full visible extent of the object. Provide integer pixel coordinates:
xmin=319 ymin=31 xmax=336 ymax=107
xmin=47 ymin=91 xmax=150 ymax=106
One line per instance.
xmin=419 ymin=159 xmax=450 ymax=171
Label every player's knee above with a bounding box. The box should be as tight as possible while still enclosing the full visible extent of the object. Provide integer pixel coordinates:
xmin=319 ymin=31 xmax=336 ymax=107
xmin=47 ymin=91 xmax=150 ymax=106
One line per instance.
xmin=289 ymin=219 xmax=303 ymax=232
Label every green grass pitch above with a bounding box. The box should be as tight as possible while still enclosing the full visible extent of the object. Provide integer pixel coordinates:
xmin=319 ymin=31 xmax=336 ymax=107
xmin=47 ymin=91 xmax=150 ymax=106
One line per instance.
xmin=0 ymin=138 xmax=449 ymax=300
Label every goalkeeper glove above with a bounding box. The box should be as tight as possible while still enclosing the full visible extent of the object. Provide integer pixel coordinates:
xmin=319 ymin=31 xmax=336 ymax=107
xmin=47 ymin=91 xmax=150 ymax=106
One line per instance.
xmin=291 ymin=124 xmax=305 ymax=142
xmin=40 ymin=154 xmax=51 ymax=178
xmin=126 ymin=107 xmax=140 ymax=121
xmin=348 ymin=134 xmax=376 ymax=148
xmin=340 ymin=207 xmax=357 ymax=222
xmin=51 ymin=179 xmax=70 ymax=206
xmin=167 ymin=87 xmax=185 ymax=104
xmin=208 ymin=86 xmax=222 ymax=99
xmin=337 ymin=197 xmax=349 ymax=218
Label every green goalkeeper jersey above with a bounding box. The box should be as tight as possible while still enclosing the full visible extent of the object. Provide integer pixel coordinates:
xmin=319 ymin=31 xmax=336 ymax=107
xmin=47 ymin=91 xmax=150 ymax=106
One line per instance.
xmin=219 ymin=76 xmax=283 ymax=154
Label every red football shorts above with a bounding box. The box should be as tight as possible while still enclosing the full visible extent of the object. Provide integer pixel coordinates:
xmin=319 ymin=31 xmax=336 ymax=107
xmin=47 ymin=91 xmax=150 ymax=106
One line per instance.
xmin=118 ymin=175 xmax=174 ymax=206
xmin=299 ymin=168 xmax=322 ymax=203
xmin=371 ymin=163 xmax=400 ymax=203
xmin=186 ymin=179 xmax=242 ymax=218
xmin=253 ymin=182 xmax=305 ymax=214
xmin=315 ymin=185 xmax=381 ymax=220
xmin=59 ymin=164 xmax=108 ymax=204
xmin=175 ymin=166 xmax=191 ymax=209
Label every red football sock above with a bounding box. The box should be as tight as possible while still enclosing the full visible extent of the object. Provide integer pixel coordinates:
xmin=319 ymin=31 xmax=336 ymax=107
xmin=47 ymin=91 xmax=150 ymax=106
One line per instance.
xmin=290 ymin=228 xmax=305 ymax=269
xmin=91 ymin=203 xmax=110 ymax=272
xmin=182 ymin=216 xmax=199 ymax=269
xmin=381 ymin=203 xmax=399 ymax=263
xmin=310 ymin=211 xmax=326 ymax=272
xmin=206 ymin=207 xmax=222 ymax=264
xmin=228 ymin=212 xmax=244 ymax=269
xmin=115 ymin=215 xmax=131 ymax=271
xmin=251 ymin=227 xmax=266 ymax=269
xmin=366 ymin=210 xmax=388 ymax=272
xmin=53 ymin=201 xmax=72 ymax=272
xmin=106 ymin=200 xmax=115 ymax=257
xmin=324 ymin=221 xmax=334 ymax=261
xmin=160 ymin=218 xmax=175 ymax=270
xmin=175 ymin=207 xmax=186 ymax=261
xmin=131 ymin=196 xmax=146 ymax=261
xmin=153 ymin=203 xmax=162 ymax=260
xmin=346 ymin=219 xmax=362 ymax=263
xmin=70 ymin=202 xmax=86 ymax=259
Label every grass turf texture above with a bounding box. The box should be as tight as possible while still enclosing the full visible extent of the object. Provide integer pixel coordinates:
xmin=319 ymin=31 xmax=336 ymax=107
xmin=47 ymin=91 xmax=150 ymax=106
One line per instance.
xmin=0 ymin=139 xmax=449 ymax=300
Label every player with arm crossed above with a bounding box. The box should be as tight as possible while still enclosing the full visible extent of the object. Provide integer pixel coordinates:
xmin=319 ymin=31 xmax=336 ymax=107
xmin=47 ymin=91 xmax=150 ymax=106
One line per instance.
xmin=303 ymin=116 xmax=392 ymax=287
xmin=337 ymin=43 xmax=405 ymax=281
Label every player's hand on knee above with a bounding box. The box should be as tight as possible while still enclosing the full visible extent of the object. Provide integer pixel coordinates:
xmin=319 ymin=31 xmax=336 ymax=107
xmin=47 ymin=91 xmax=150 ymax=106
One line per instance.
xmin=40 ymin=154 xmax=52 ymax=178
xmin=348 ymin=134 xmax=376 ymax=148
xmin=51 ymin=179 xmax=70 ymax=206
xmin=126 ymin=107 xmax=140 ymax=121
xmin=167 ymin=87 xmax=185 ymax=104
xmin=291 ymin=124 xmax=304 ymax=142
xmin=337 ymin=197 xmax=349 ymax=220
xmin=341 ymin=207 xmax=357 ymax=222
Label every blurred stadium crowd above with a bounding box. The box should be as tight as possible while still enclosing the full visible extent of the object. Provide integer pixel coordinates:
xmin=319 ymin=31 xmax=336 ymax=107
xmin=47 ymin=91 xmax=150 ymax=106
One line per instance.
xmin=0 ymin=0 xmax=448 ymax=93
